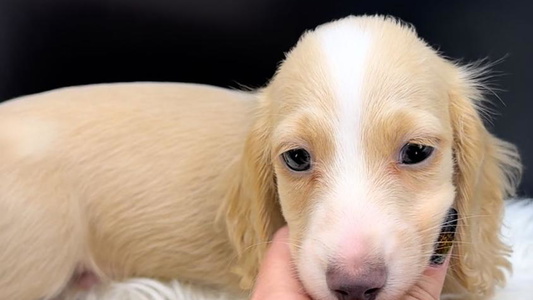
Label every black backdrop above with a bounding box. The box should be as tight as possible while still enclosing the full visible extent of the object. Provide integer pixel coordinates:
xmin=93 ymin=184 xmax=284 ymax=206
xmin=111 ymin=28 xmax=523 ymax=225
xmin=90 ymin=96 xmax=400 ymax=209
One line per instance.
xmin=1 ymin=0 xmax=532 ymax=195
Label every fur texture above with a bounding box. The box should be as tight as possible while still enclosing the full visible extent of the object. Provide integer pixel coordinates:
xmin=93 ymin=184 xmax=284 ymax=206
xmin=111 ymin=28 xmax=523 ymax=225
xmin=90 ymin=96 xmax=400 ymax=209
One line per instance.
xmin=68 ymin=199 xmax=533 ymax=300
xmin=0 ymin=15 xmax=522 ymax=300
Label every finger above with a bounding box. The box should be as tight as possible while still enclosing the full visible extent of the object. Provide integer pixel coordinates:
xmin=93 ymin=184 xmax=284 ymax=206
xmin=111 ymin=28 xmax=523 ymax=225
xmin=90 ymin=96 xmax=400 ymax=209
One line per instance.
xmin=403 ymin=207 xmax=457 ymax=300
xmin=251 ymin=226 xmax=310 ymax=300
xmin=402 ymin=252 xmax=451 ymax=300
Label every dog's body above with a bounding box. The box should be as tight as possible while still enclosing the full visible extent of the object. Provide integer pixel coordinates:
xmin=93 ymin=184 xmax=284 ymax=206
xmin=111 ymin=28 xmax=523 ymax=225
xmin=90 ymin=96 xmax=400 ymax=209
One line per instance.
xmin=0 ymin=83 xmax=254 ymax=298
xmin=0 ymin=16 xmax=522 ymax=300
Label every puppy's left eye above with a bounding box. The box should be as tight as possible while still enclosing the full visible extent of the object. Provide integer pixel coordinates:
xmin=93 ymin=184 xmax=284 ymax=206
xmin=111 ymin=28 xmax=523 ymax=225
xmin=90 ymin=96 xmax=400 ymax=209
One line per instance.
xmin=281 ymin=149 xmax=311 ymax=172
xmin=400 ymin=143 xmax=434 ymax=165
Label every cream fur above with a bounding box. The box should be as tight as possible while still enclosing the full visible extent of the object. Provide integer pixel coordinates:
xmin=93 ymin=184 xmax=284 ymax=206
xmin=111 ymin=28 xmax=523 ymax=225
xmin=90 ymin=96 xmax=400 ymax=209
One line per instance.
xmin=67 ymin=199 xmax=533 ymax=300
xmin=0 ymin=15 xmax=521 ymax=300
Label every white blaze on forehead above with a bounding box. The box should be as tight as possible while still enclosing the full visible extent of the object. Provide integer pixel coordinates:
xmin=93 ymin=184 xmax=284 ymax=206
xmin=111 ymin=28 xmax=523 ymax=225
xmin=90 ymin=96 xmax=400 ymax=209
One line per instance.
xmin=297 ymin=23 xmax=383 ymax=298
xmin=302 ymin=21 xmax=399 ymax=287
xmin=315 ymin=21 xmax=374 ymax=204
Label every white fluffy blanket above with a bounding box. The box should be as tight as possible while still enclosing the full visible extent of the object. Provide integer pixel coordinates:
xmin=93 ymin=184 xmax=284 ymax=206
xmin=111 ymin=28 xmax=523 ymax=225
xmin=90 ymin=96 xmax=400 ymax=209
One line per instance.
xmin=72 ymin=199 xmax=533 ymax=300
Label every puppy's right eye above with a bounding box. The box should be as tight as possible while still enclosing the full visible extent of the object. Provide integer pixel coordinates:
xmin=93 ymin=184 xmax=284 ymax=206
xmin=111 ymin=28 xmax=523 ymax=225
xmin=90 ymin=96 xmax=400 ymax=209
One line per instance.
xmin=399 ymin=143 xmax=434 ymax=165
xmin=281 ymin=149 xmax=311 ymax=172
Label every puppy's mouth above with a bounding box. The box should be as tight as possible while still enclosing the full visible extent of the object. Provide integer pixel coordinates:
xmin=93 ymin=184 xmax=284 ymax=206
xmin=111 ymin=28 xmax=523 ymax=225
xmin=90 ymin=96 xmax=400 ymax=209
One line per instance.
xmin=430 ymin=207 xmax=458 ymax=265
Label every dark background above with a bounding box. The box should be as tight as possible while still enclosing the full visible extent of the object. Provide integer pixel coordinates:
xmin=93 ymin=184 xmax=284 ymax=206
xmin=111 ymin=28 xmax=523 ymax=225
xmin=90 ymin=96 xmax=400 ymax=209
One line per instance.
xmin=0 ymin=0 xmax=531 ymax=195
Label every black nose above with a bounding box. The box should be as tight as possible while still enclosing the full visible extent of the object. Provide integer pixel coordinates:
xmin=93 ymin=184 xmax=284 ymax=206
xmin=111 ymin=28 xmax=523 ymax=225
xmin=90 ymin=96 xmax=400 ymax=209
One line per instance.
xmin=326 ymin=265 xmax=387 ymax=300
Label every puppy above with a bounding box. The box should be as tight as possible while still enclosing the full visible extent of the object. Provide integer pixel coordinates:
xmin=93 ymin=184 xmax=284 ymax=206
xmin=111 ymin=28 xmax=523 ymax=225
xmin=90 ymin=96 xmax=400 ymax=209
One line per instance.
xmin=0 ymin=15 xmax=521 ymax=300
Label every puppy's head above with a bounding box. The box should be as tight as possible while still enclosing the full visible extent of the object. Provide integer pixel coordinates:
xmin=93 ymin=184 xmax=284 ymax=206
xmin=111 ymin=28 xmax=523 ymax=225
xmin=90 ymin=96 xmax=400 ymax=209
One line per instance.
xmin=224 ymin=15 xmax=521 ymax=299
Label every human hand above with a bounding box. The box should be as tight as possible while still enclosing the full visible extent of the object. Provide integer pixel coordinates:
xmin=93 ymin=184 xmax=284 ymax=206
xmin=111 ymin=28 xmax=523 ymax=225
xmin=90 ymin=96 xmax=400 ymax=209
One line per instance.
xmin=399 ymin=257 xmax=450 ymax=300
xmin=251 ymin=226 xmax=309 ymax=300
xmin=251 ymin=226 xmax=450 ymax=300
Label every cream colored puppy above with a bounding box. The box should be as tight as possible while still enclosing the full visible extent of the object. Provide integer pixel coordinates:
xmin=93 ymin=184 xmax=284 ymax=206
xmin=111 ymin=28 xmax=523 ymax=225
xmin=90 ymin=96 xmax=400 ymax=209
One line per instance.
xmin=0 ymin=15 xmax=520 ymax=300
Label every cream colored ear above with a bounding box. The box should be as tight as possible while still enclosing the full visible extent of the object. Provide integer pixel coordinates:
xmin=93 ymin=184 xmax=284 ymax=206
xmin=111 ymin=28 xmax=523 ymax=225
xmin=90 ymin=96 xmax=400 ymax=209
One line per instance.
xmin=220 ymin=96 xmax=285 ymax=290
xmin=445 ymin=65 xmax=521 ymax=298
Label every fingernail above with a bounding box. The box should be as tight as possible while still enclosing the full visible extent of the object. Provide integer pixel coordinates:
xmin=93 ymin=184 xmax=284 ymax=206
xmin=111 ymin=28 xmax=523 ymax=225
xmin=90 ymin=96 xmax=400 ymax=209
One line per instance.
xmin=430 ymin=207 xmax=458 ymax=265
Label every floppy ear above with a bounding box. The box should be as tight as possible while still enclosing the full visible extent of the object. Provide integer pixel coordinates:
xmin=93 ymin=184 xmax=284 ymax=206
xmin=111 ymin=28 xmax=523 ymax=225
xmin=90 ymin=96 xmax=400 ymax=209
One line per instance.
xmin=445 ymin=64 xmax=521 ymax=298
xmin=219 ymin=92 xmax=285 ymax=290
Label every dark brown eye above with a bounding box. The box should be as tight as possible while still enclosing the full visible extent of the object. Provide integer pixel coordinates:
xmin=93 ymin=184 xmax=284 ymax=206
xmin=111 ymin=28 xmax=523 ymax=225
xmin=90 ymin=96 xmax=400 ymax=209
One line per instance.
xmin=400 ymin=143 xmax=434 ymax=165
xmin=281 ymin=149 xmax=311 ymax=171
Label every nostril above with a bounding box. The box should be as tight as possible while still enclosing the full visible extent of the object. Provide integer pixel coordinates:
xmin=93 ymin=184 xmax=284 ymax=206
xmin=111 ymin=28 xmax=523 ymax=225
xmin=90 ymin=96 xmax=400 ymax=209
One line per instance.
xmin=335 ymin=289 xmax=349 ymax=296
xmin=333 ymin=289 xmax=349 ymax=300
xmin=331 ymin=285 xmax=382 ymax=300
xmin=364 ymin=287 xmax=382 ymax=299
xmin=329 ymin=283 xmax=384 ymax=300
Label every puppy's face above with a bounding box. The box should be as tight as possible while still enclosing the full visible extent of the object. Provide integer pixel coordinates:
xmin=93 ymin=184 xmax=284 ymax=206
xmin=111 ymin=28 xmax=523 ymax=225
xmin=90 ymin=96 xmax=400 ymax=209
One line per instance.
xmin=267 ymin=17 xmax=457 ymax=299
